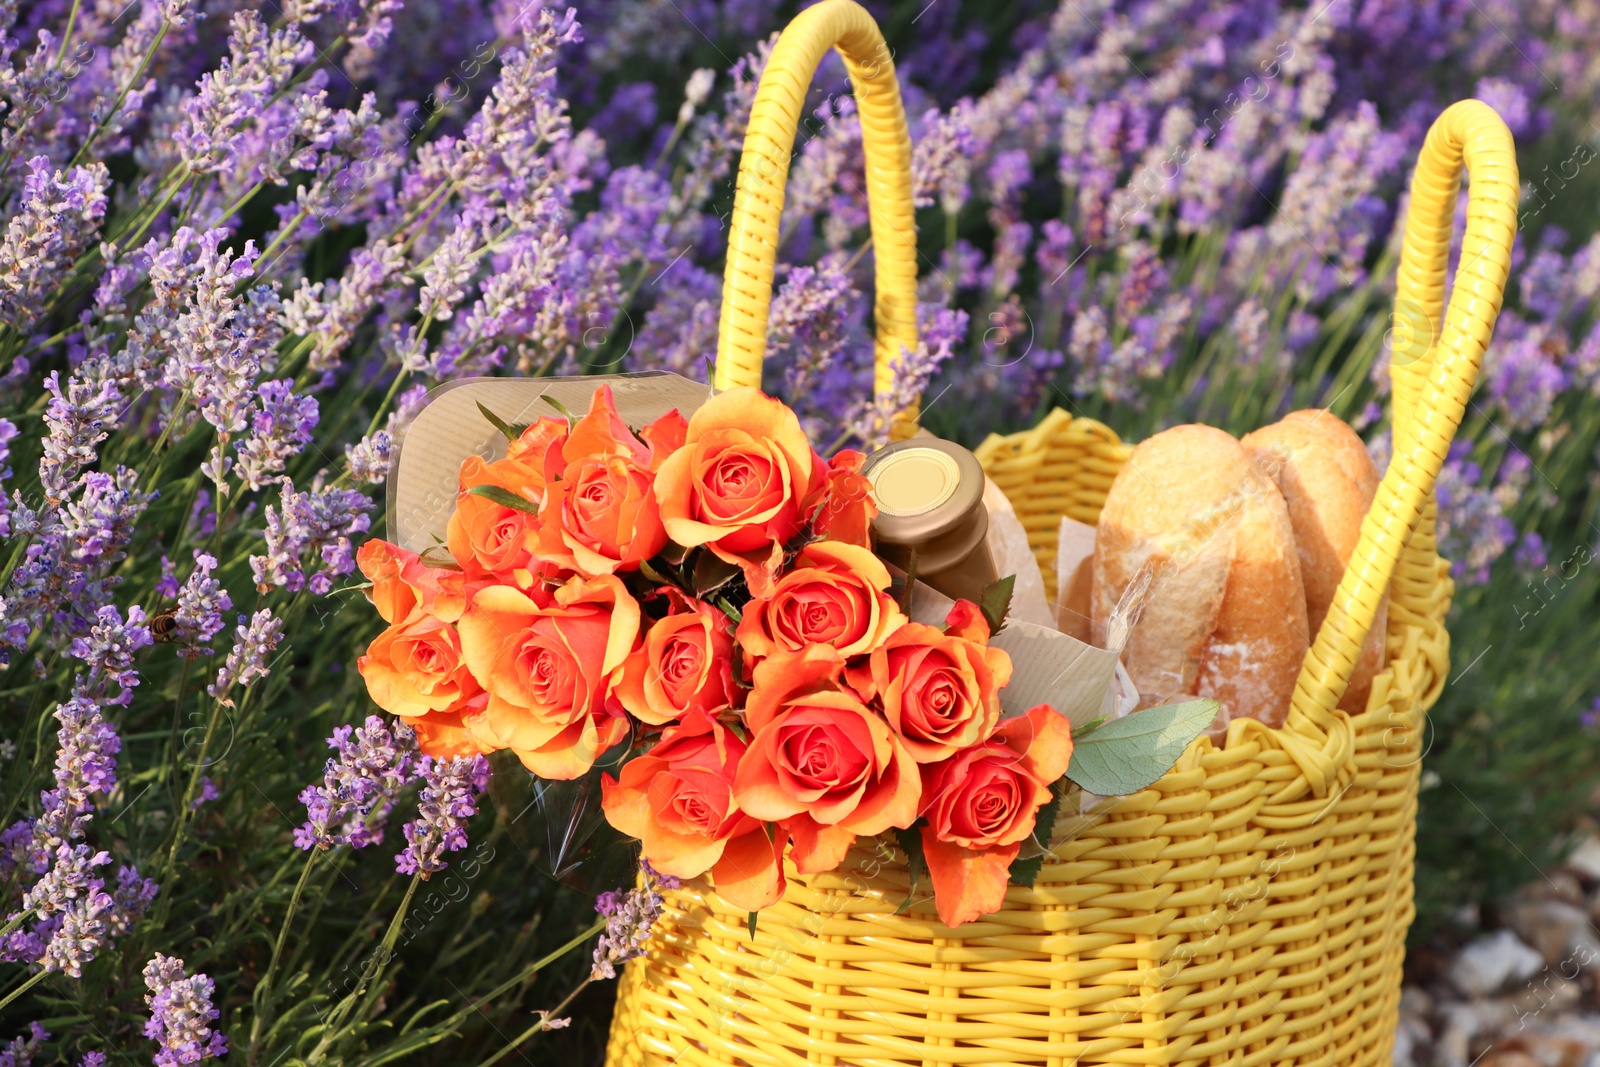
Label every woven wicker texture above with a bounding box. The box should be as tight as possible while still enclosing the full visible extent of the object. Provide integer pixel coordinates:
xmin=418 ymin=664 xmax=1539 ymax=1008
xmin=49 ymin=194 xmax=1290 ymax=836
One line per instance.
xmin=605 ymin=1 xmax=1519 ymax=1055
xmin=711 ymin=0 xmax=917 ymax=405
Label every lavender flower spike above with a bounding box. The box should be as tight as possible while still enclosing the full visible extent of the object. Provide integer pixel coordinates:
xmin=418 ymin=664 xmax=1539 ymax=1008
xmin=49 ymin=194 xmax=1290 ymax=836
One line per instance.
xmin=143 ymin=954 xmax=228 ymax=1065
xmin=208 ymin=609 xmax=285 ymax=705
xmin=395 ymin=754 xmax=490 ymax=877
xmin=0 ymin=1024 xmax=49 ymax=1067
xmin=591 ymin=861 xmax=680 ymax=981
xmin=295 ymin=716 xmax=416 ymax=851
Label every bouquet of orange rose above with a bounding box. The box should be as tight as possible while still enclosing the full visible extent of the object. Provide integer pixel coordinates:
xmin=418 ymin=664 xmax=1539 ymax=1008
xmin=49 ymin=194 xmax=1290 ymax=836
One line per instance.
xmin=355 ymin=383 xmax=1081 ymax=927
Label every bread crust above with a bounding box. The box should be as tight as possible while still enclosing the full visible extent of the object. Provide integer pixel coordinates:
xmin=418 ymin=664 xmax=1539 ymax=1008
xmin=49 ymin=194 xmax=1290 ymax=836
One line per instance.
xmin=1243 ymin=410 xmax=1386 ymax=713
xmin=1093 ymin=424 xmax=1309 ymax=726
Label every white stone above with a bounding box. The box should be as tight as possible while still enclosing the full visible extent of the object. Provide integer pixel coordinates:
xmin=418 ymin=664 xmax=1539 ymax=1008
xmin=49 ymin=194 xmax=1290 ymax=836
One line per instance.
xmin=1449 ymin=930 xmax=1545 ymax=998
xmin=1506 ymin=898 xmax=1596 ymax=967
xmin=1565 ymin=835 xmax=1600 ymax=882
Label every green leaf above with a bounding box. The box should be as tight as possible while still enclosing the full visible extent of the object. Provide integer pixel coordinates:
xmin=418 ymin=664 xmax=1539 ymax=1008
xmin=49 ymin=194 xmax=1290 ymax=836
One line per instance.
xmin=541 ymin=393 xmax=577 ymax=422
xmin=1008 ymin=853 xmax=1045 ymax=888
xmin=1066 ymin=698 xmax=1219 ymax=797
xmin=1073 ymin=714 xmax=1109 ymax=739
xmin=636 ymin=557 xmax=671 ymax=586
xmin=714 ymin=596 xmax=743 ymax=625
xmin=979 ymin=574 xmax=1016 ymax=633
xmin=1031 ymin=786 xmax=1064 ymax=849
xmin=692 ymin=550 xmax=740 ymax=597
xmin=747 ymin=911 xmax=758 ymax=940
xmin=893 ymin=826 xmax=927 ymax=914
xmin=465 ymin=484 xmax=540 ymax=515
xmin=475 ymin=401 xmax=530 ymax=441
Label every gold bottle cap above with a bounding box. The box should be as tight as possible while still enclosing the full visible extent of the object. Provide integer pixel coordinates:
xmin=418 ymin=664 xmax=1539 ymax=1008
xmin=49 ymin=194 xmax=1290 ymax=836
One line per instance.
xmin=868 ymin=447 xmax=961 ymax=516
xmin=862 ymin=437 xmax=986 ymax=546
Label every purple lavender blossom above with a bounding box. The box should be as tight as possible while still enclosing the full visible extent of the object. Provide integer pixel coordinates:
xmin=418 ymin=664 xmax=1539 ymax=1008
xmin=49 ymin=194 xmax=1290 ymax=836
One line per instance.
xmin=846 ymin=304 xmax=967 ymax=448
xmin=295 ymin=716 xmax=416 ymax=851
xmin=29 ymin=849 xmax=115 ymax=977
xmin=1431 ymin=442 xmax=1518 ymax=585
xmin=1486 ymin=324 xmax=1568 ymax=431
xmin=250 ymin=477 xmax=372 ymax=595
xmin=235 ymin=380 xmax=320 ymax=491
xmin=591 ymin=860 xmax=679 ymax=981
xmin=189 ymin=778 xmax=220 ymax=811
xmin=39 ymin=370 xmax=121 ymax=506
xmin=0 ymin=1024 xmax=48 ymax=1067
xmin=0 ymin=158 xmax=109 ymax=334
xmin=344 ymin=431 xmax=392 ymax=485
xmin=208 ymin=609 xmax=284 ymax=705
xmin=767 ymin=262 xmax=858 ymax=402
xmin=0 ymin=417 xmax=16 ymax=534
xmin=912 ymin=105 xmax=975 ymax=212
xmin=107 ymin=865 xmax=160 ymax=936
xmin=68 ymin=605 xmax=152 ymax=700
xmin=171 ymin=552 xmax=232 ymax=657
xmin=143 ymin=954 xmax=228 ymax=1066
xmin=395 ymin=753 xmax=489 ymax=877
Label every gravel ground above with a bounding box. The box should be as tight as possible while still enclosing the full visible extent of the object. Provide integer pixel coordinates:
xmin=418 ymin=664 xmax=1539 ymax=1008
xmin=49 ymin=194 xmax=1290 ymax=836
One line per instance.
xmin=1398 ymin=837 xmax=1600 ymax=1067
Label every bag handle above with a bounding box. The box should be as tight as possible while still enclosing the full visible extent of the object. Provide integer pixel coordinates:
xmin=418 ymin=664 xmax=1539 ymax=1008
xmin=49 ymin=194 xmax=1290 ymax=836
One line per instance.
xmin=711 ymin=0 xmax=919 ymax=408
xmin=1277 ymin=100 xmax=1518 ymax=795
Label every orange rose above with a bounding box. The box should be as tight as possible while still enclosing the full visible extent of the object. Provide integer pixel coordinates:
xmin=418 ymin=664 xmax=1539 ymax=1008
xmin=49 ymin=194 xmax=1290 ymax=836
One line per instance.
xmin=538 ymin=455 xmax=667 ymax=575
xmin=917 ymin=703 xmax=1075 ymax=927
xmin=358 ymin=539 xmax=487 ymax=624
xmin=846 ymin=600 xmax=1011 ymax=763
xmin=615 ymin=591 xmax=736 ymax=725
xmin=639 ymin=408 xmax=688 ymax=466
xmin=407 ymin=705 xmax=493 ymax=759
xmin=503 ymin=416 xmax=569 ymax=502
xmin=534 ymin=387 xmax=686 ymax=576
xmin=732 ymin=646 xmax=920 ymax=873
xmin=359 ymin=609 xmax=483 ymax=719
xmin=736 ymin=541 xmax=904 ymax=664
xmin=447 ymin=455 xmax=543 ymax=586
xmin=601 ymin=712 xmax=784 ymax=910
xmin=457 ymin=574 xmax=641 ymax=779
xmin=653 ymin=387 xmax=826 ymax=596
xmin=357 ymin=540 xmax=420 ymax=623
xmin=806 ymin=449 xmax=876 ymax=549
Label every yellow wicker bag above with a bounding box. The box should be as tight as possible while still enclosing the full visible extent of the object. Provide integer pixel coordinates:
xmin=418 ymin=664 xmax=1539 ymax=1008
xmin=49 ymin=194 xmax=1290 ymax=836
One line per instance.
xmin=605 ymin=2 xmax=1519 ymax=1063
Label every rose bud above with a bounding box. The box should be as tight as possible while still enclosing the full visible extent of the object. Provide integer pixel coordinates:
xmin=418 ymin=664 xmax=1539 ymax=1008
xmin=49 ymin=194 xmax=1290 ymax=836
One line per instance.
xmin=805 ymin=449 xmax=877 ymax=549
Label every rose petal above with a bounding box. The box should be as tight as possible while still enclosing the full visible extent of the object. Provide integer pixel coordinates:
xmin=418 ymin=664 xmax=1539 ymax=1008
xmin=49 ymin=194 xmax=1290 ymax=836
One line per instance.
xmin=786 ymin=817 xmax=856 ymax=874
xmin=921 ymin=831 xmax=1021 ymax=927
xmin=711 ymin=824 xmax=787 ymax=911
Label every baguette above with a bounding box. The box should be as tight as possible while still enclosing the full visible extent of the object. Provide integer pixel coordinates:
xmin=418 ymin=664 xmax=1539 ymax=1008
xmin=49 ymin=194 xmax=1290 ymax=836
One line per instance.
xmin=1093 ymin=424 xmax=1310 ymax=727
xmin=1242 ymin=409 xmax=1386 ymax=713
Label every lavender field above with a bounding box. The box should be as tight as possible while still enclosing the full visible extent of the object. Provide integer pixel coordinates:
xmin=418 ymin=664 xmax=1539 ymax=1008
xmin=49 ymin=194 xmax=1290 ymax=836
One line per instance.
xmin=1 ymin=0 xmax=1599 ymax=1062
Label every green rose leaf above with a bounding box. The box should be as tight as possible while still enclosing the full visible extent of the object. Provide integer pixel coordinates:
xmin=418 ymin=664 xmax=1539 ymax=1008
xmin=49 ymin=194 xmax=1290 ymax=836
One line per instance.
xmin=893 ymin=826 xmax=928 ymax=914
xmin=1065 ymin=698 xmax=1220 ymax=797
xmin=979 ymin=574 xmax=1015 ymax=632
xmin=465 ymin=483 xmax=541 ymax=515
xmin=475 ymin=401 xmax=530 ymax=441
xmin=1008 ymin=853 xmax=1045 ymax=888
